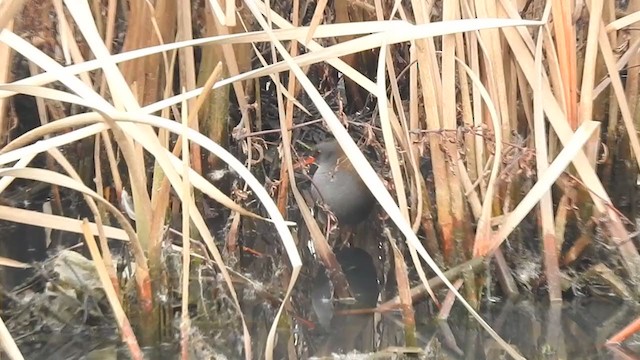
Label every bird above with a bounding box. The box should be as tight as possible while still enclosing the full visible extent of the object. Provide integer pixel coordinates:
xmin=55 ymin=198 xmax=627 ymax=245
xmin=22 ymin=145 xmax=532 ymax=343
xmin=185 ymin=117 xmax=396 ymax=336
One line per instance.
xmin=309 ymin=140 xmax=375 ymax=226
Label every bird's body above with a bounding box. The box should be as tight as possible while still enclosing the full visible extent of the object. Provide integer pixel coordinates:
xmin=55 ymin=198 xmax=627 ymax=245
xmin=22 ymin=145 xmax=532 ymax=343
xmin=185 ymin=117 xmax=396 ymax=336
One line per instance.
xmin=310 ymin=141 xmax=375 ymax=225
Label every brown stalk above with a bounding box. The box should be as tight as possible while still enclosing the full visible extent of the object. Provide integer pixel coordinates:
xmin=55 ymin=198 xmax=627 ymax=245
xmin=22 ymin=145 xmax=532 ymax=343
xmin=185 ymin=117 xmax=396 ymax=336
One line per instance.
xmin=554 ymin=194 xmax=572 ymax=252
xmin=457 ymin=158 xmax=518 ymax=298
xmin=197 ymin=2 xmax=229 ymax=174
xmin=475 ymin=0 xmax=512 ymax=142
xmin=0 ymin=0 xmax=24 ymax=31
xmin=276 ymin=0 xmax=301 ymax=216
xmin=444 ymin=0 xmax=478 ymax=306
xmin=334 ymin=0 xmax=375 ymax=111
xmin=456 ymin=19 xmax=477 ymax=183
xmin=177 ymin=0 xmax=202 ymax=177
xmin=579 ymin=0 xmax=605 ymax=167
xmin=386 ymin=228 xmax=417 ymax=348
xmin=210 ymin=0 xmax=252 ymax=172
xmin=609 ymin=0 xmax=640 ymax=207
xmin=92 ymin=135 xmax=120 ymax=297
xmin=0 ymin=19 xmax=14 ymax=146
xmin=255 ymin=5 xmax=350 ymax=306
xmin=374 ymin=0 xmax=438 ymax=307
xmin=533 ymin=13 xmax=562 ymax=301
xmin=120 ymin=0 xmax=176 ymax=106
xmin=377 ymin=257 xmax=486 ymax=312
xmin=407 ymin=43 xmax=442 ymax=266
xmin=81 ymin=219 xmax=143 ymax=360
xmin=462 ymin=1 xmax=486 ymax=190
xmin=179 ymin=103 xmax=192 ymax=360
xmin=501 ymin=18 xmax=640 ymax=293
xmin=551 ymin=0 xmax=578 ymax=129
xmin=608 ymin=315 xmax=640 ymax=345
xmin=305 ymin=0 xmax=328 ymax=44
xmin=32 ymin=7 xmax=126 ymax=302
xmin=410 ymin=0 xmax=453 ymax=264
xmin=623 ymin=1 xmax=640 ymax=122
xmin=437 ymin=278 xmax=464 ymax=320
xmin=590 ymin=0 xmax=640 ymax=188
xmin=271 ymin=0 xmax=301 ymax=348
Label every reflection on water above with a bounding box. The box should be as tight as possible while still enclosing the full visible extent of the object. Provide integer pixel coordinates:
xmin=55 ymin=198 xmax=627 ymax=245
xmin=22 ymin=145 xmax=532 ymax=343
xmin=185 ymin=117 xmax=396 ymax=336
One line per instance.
xmin=31 ymin=294 xmax=640 ymax=359
xmin=306 ymin=297 xmax=640 ymax=359
xmin=12 ymin=241 xmax=640 ymax=359
xmin=311 ymin=247 xmax=380 ymax=357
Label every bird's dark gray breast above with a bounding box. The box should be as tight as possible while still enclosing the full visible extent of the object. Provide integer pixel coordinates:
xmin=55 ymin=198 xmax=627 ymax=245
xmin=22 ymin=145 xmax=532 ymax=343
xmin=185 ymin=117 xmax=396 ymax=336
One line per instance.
xmin=311 ymin=165 xmax=374 ymax=225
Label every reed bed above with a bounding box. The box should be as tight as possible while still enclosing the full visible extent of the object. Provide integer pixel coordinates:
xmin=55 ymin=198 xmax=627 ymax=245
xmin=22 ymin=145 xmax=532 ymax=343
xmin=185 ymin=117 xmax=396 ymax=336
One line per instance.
xmin=0 ymin=0 xmax=638 ymax=359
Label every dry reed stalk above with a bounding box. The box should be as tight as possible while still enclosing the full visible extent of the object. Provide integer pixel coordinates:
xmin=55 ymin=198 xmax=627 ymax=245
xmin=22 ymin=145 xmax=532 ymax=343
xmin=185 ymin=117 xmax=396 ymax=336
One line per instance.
xmin=470 ymin=2 xmax=514 ymax=264
xmin=209 ymin=0 xmax=250 ymax=153
xmin=386 ymin=229 xmax=417 ymax=347
xmin=147 ymin=44 xmax=178 ymax=344
xmin=411 ymin=0 xmax=455 ymax=264
xmin=0 ymin=0 xmax=24 ymax=31
xmin=608 ymin=315 xmax=640 ymax=344
xmin=476 ymin=0 xmax=512 ymax=141
xmin=441 ymin=0 xmax=464 ymax=241
xmin=52 ymin=146 xmax=122 ymax=295
xmin=93 ymin=134 xmax=120 ymax=297
xmin=196 ymin=1 xmax=231 ymax=173
xmin=409 ymin=44 xmax=442 ymax=264
xmin=533 ymin=6 xmax=562 ymax=301
xmin=377 ymin=257 xmax=485 ymax=312
xmin=507 ymin=0 xmax=569 ymax=300
xmin=437 ymin=278 xmax=464 ymax=320
xmin=457 ymin=157 xmax=519 ymax=298
xmin=0 ymin=19 xmax=13 ymax=145
xmin=383 ymin=35 xmax=439 ymax=304
xmin=81 ymin=219 xmax=143 ymax=360
xmin=500 ymin=1 xmax=640 ymax=293
xmin=373 ymin=2 xmax=432 ymax=307
xmin=443 ymin=0 xmax=477 ymax=305
xmin=456 ymin=23 xmax=477 ymax=185
xmin=62 ymin=3 xmax=155 ymax=258
xmin=620 ymin=0 xmax=640 ymax=195
xmin=601 ymin=24 xmax=620 ymax=184
xmin=590 ymin=0 xmax=640 ymax=184
xmin=306 ymin=0 xmax=328 ymax=44
xmin=269 ymin=1 xmax=303 ymax=352
xmin=177 ymin=0 xmax=202 ymax=177
xmin=245 ymin=6 xmax=527 ymax=358
xmin=0 ymin=202 xmax=129 ymax=238
xmin=179 ymin=101 xmax=192 ymax=360
xmin=277 ymin=0 xmax=301 ymax=216
xmin=580 ymin=0 xmax=604 ymax=166
xmin=48 ymin=5 xmax=124 ymax=298
xmin=462 ymin=1 xmax=486 ymax=191
xmin=551 ymin=0 xmax=578 ymax=129
xmin=554 ymin=193 xmax=571 ymax=252
xmin=334 ymin=0 xmax=370 ymax=110
xmin=626 ymin=5 xmax=640 ymax=94
xmin=120 ymin=0 xmax=176 ymax=106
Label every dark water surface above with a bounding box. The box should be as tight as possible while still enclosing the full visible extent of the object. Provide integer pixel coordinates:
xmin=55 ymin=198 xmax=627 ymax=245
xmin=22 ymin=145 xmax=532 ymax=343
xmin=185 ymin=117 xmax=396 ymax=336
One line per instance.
xmin=70 ymin=298 xmax=639 ymax=359
xmin=304 ymin=297 xmax=640 ymax=359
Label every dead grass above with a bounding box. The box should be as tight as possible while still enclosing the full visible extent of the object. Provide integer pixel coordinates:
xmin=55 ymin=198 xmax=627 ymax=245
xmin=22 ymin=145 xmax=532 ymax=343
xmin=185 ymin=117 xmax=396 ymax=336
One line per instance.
xmin=0 ymin=0 xmax=638 ymax=359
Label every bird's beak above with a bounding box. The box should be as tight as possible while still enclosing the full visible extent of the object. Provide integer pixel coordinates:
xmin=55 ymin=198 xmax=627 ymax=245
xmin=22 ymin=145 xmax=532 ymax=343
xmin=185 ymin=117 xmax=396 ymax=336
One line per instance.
xmin=304 ymin=156 xmax=316 ymax=165
xmin=293 ymin=156 xmax=316 ymax=170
